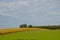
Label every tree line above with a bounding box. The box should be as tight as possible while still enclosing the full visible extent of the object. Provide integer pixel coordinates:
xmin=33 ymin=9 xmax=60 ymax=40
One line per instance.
xmin=19 ymin=24 xmax=60 ymax=30
xmin=19 ymin=24 xmax=32 ymax=28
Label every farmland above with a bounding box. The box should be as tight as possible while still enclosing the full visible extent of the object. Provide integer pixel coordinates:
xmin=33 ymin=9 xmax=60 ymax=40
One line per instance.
xmin=0 ymin=28 xmax=42 ymax=34
xmin=0 ymin=28 xmax=60 ymax=40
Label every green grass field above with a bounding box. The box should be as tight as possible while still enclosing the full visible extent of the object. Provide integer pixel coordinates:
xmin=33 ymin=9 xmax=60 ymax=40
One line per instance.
xmin=0 ymin=30 xmax=60 ymax=40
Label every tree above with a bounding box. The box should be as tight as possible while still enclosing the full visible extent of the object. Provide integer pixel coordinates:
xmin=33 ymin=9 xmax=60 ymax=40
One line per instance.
xmin=19 ymin=24 xmax=27 ymax=28
xmin=28 ymin=25 xmax=32 ymax=28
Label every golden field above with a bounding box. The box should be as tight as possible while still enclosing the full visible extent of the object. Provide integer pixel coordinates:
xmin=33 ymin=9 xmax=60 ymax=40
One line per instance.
xmin=0 ymin=28 xmax=43 ymax=35
xmin=0 ymin=28 xmax=59 ymax=40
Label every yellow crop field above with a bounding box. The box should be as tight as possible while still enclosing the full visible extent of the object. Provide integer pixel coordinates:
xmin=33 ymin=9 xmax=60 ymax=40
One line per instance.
xmin=0 ymin=28 xmax=42 ymax=35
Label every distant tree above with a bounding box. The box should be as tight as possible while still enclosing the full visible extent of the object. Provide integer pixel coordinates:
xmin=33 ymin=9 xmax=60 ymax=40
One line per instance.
xmin=28 ymin=25 xmax=32 ymax=28
xmin=19 ymin=24 xmax=27 ymax=28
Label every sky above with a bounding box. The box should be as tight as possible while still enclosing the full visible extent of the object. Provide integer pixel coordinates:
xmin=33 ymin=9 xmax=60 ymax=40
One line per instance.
xmin=0 ymin=0 xmax=60 ymax=28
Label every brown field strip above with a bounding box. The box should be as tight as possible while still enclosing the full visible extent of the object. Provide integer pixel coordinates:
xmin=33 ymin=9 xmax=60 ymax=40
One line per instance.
xmin=0 ymin=28 xmax=47 ymax=35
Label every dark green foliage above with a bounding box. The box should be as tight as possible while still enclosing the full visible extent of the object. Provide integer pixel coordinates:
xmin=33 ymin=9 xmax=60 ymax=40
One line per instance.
xmin=28 ymin=25 xmax=32 ymax=28
xmin=19 ymin=24 xmax=60 ymax=29
xmin=32 ymin=25 xmax=60 ymax=30
xmin=19 ymin=24 xmax=27 ymax=28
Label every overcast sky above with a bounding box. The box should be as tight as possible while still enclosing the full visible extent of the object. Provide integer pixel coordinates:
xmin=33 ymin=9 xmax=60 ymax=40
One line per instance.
xmin=0 ymin=0 xmax=60 ymax=28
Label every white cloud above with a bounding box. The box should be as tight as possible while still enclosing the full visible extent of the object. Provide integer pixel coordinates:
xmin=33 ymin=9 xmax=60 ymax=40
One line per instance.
xmin=0 ymin=0 xmax=32 ymax=7
xmin=47 ymin=11 xmax=60 ymax=14
xmin=0 ymin=0 xmax=60 ymax=17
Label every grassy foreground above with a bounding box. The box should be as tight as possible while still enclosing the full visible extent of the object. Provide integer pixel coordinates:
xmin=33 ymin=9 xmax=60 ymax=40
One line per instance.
xmin=0 ymin=30 xmax=60 ymax=40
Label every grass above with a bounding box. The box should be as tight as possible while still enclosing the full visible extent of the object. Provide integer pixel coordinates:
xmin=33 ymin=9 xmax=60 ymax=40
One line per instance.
xmin=0 ymin=30 xmax=60 ymax=40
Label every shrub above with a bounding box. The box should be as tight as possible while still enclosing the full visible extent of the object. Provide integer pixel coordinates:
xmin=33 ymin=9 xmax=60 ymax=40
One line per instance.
xmin=19 ymin=24 xmax=27 ymax=28
xmin=28 ymin=25 xmax=32 ymax=28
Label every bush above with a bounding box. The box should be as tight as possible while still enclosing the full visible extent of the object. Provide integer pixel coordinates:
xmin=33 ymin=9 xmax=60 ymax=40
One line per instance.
xmin=28 ymin=25 xmax=32 ymax=28
xmin=19 ymin=24 xmax=27 ymax=28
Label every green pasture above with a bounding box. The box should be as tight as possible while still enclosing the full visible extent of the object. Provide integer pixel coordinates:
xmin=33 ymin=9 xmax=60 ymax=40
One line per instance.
xmin=0 ymin=30 xmax=60 ymax=40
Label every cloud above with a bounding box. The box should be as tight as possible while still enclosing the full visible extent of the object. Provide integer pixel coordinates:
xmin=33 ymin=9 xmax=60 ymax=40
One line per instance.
xmin=0 ymin=0 xmax=60 ymax=27
xmin=0 ymin=0 xmax=32 ymax=7
xmin=0 ymin=0 xmax=60 ymax=17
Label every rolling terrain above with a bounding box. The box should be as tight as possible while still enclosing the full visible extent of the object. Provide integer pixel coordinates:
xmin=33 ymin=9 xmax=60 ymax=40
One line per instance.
xmin=0 ymin=28 xmax=60 ymax=40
